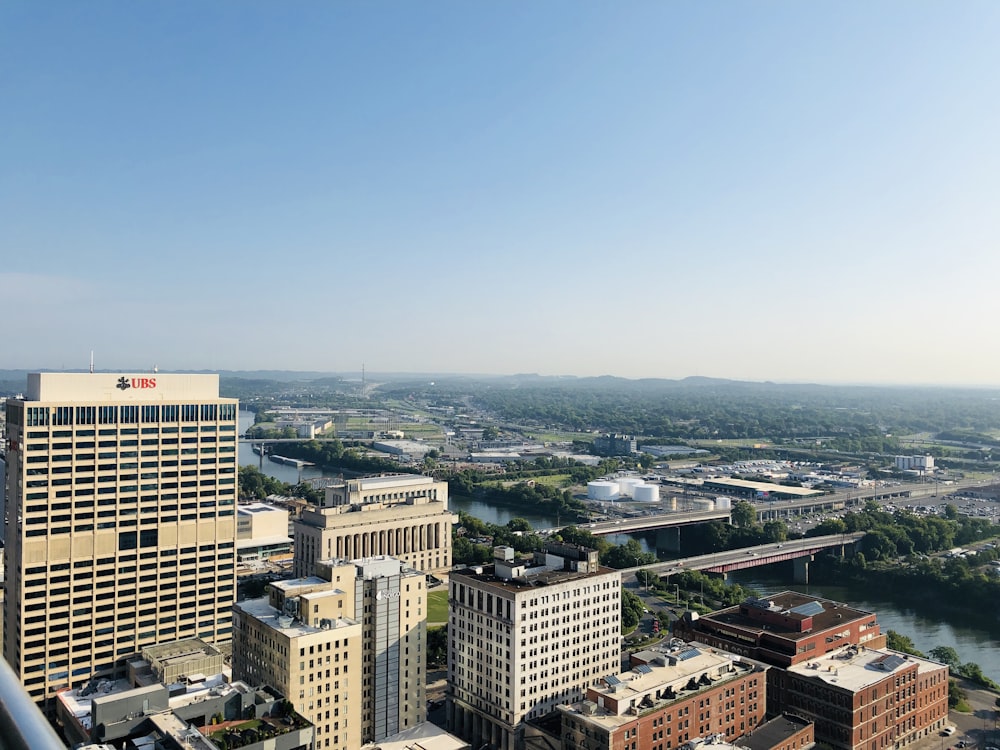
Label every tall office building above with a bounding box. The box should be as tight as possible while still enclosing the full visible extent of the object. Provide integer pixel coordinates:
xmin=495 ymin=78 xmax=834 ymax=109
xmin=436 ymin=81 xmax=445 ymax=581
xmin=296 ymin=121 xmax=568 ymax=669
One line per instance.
xmin=448 ymin=543 xmax=623 ymax=750
xmin=232 ymin=555 xmax=427 ymax=750
xmin=3 ymin=373 xmax=239 ymax=704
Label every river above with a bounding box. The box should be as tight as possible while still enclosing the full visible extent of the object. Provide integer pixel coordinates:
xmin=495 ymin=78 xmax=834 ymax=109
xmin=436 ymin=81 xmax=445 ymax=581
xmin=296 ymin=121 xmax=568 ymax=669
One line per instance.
xmin=1 ymin=414 xmax=996 ymax=682
xmin=729 ymin=566 xmax=1000 ymax=684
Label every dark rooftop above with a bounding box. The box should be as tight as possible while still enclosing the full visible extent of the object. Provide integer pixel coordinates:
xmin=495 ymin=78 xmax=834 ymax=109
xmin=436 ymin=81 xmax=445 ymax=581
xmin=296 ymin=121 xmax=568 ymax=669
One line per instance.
xmin=736 ymin=714 xmax=813 ymax=750
xmin=702 ymin=591 xmax=874 ymax=641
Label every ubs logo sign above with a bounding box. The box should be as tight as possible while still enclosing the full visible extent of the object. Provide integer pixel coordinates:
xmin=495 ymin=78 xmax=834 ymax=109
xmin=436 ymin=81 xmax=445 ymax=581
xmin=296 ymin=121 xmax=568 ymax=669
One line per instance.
xmin=117 ymin=376 xmax=157 ymax=391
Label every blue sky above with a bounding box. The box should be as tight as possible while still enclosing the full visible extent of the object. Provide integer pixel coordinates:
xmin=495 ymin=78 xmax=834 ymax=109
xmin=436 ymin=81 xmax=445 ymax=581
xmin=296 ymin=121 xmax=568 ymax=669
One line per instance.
xmin=4 ymin=2 xmax=999 ymax=384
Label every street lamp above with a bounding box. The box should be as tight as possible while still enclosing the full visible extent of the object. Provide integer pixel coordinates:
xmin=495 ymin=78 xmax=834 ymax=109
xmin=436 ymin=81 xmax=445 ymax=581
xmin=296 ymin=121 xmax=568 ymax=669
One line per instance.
xmin=635 ymin=557 xmax=647 ymax=592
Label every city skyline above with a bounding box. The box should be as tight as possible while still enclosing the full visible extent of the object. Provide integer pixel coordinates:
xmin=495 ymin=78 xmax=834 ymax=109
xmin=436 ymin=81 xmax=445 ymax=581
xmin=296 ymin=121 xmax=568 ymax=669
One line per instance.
xmin=4 ymin=3 xmax=1000 ymax=386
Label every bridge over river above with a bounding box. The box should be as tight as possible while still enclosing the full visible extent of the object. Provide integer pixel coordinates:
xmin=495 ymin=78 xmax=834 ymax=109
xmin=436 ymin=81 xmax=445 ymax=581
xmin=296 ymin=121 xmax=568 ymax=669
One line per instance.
xmin=620 ymin=532 xmax=866 ymax=585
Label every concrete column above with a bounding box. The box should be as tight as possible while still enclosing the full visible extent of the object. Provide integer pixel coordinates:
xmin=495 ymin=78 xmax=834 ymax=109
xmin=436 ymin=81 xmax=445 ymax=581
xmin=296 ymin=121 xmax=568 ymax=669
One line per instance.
xmin=793 ymin=554 xmax=814 ymax=584
xmin=656 ymin=526 xmax=682 ymax=553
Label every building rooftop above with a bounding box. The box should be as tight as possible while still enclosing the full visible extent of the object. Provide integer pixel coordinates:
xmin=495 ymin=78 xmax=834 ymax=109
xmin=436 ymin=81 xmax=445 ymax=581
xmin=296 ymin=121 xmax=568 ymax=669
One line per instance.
xmin=236 ymin=596 xmax=359 ymax=638
xmin=701 ymin=592 xmax=874 ymax=641
xmin=701 ymin=478 xmax=821 ymax=497
xmin=362 ymin=721 xmax=470 ymax=750
xmin=143 ymin=638 xmax=223 ymax=670
xmin=238 ymin=503 xmax=286 ymax=514
xmin=734 ymin=714 xmax=813 ymax=750
xmin=451 ymin=561 xmax=617 ymax=593
xmin=559 ymin=644 xmax=762 ymax=730
xmin=787 ymin=644 xmax=944 ymax=692
xmin=57 ymin=673 xmax=244 ymax=737
xmin=352 ymin=474 xmax=437 ymax=488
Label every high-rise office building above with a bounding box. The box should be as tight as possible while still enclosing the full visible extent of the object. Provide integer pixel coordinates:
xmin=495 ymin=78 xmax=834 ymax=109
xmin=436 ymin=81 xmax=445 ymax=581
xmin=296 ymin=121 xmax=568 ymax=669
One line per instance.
xmin=3 ymin=373 xmax=239 ymax=704
xmin=232 ymin=555 xmax=427 ymax=750
xmin=447 ymin=543 xmax=623 ymax=750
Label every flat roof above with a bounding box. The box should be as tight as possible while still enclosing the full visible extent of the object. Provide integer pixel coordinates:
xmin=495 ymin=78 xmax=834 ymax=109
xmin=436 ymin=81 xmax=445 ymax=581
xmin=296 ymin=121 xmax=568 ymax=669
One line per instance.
xmin=362 ymin=721 xmax=469 ymax=750
xmin=451 ymin=562 xmax=618 ymax=594
xmin=701 ymin=478 xmax=821 ymax=497
xmin=235 ymin=597 xmax=359 ymax=638
xmin=355 ymin=474 xmax=436 ymax=488
xmin=735 ymin=714 xmax=813 ymax=750
xmin=238 ymin=503 xmax=287 ymax=515
xmin=702 ymin=592 xmax=874 ymax=641
xmin=787 ymin=644 xmax=944 ymax=692
xmin=560 ymin=645 xmax=760 ymax=730
xmin=144 ymin=638 xmax=222 ymax=665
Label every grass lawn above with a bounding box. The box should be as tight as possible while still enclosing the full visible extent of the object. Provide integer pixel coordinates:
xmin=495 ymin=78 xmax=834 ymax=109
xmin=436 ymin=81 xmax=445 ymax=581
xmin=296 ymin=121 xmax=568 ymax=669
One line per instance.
xmin=532 ymin=473 xmax=570 ymax=487
xmin=428 ymin=589 xmax=449 ymax=624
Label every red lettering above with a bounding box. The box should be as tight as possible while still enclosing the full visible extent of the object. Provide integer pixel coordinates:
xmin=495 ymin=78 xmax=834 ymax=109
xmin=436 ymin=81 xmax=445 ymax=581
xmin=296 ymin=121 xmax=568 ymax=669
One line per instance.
xmin=130 ymin=378 xmax=157 ymax=389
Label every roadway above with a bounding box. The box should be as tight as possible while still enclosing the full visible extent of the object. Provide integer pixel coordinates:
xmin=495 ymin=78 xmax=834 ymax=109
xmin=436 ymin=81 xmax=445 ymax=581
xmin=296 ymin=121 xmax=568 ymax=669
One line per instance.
xmin=619 ymin=532 xmax=866 ymax=578
xmin=537 ymin=479 xmax=987 ymax=539
xmin=536 ymin=508 xmax=733 ymax=537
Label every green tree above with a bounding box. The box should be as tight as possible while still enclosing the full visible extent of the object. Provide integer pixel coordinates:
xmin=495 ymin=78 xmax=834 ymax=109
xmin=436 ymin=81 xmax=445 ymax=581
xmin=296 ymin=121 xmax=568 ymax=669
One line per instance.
xmin=622 ymin=589 xmax=644 ymax=632
xmin=507 ymin=518 xmax=532 ymax=533
xmin=482 ymin=425 xmax=500 ymax=441
xmin=603 ymin=538 xmax=656 ymax=569
xmin=762 ymin=520 xmax=788 ymax=543
xmin=885 ymin=630 xmax=925 ymax=657
xmin=427 ymin=626 xmax=448 ymax=667
xmin=863 ymin=530 xmax=898 ymax=561
xmin=731 ymin=501 xmax=756 ymax=529
xmin=929 ymin=646 xmax=961 ymax=669
xmin=948 ymin=679 xmax=967 ymax=709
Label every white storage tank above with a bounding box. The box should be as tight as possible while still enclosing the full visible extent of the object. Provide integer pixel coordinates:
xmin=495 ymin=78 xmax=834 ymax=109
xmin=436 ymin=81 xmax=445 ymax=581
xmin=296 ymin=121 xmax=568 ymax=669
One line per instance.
xmin=714 ymin=497 xmax=732 ymax=509
xmin=618 ymin=477 xmax=644 ymax=497
xmin=587 ymin=481 xmax=619 ymax=501
xmin=667 ymin=496 xmax=678 ymax=511
xmin=692 ymin=498 xmax=716 ymax=510
xmin=633 ymin=484 xmax=660 ymax=502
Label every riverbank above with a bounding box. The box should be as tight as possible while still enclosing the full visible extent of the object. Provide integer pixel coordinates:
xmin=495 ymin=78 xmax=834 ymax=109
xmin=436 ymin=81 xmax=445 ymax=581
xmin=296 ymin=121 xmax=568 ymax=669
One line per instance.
xmin=731 ymin=567 xmax=1000 ymax=684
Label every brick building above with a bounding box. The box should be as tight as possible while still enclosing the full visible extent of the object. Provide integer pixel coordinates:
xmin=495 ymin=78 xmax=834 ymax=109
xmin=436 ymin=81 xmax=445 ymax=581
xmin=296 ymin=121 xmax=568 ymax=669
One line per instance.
xmin=558 ymin=643 xmax=768 ymax=750
xmin=772 ymin=645 xmax=949 ymax=750
xmin=672 ymin=593 xmax=886 ymax=667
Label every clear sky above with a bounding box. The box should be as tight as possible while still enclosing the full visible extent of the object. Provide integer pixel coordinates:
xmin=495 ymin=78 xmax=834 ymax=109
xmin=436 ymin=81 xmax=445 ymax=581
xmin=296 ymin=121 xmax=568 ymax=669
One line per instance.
xmin=4 ymin=2 xmax=999 ymax=385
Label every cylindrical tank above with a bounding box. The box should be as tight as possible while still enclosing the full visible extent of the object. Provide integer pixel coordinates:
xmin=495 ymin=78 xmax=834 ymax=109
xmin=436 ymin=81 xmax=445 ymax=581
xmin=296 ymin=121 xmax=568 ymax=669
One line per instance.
xmin=618 ymin=477 xmax=644 ymax=497
xmin=667 ymin=497 xmax=678 ymax=511
xmin=587 ymin=481 xmax=619 ymax=501
xmin=633 ymin=484 xmax=660 ymax=502
xmin=692 ymin=498 xmax=716 ymax=510
xmin=714 ymin=496 xmax=732 ymax=509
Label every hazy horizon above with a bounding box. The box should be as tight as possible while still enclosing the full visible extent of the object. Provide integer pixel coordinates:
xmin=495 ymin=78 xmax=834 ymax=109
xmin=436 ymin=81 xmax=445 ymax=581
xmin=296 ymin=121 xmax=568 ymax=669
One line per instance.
xmin=4 ymin=3 xmax=1000 ymax=386
xmin=3 ymin=365 xmax=999 ymax=391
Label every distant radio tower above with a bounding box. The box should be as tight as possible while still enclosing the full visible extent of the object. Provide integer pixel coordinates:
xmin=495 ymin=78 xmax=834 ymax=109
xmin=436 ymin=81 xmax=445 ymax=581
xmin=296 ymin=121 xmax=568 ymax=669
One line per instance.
xmin=361 ymin=363 xmax=367 ymax=399
xmin=90 ymin=350 xmax=94 ymax=374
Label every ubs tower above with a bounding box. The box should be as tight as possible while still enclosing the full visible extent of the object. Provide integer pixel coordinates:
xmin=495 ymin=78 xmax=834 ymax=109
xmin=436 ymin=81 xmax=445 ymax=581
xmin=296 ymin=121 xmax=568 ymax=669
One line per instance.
xmin=3 ymin=373 xmax=239 ymax=705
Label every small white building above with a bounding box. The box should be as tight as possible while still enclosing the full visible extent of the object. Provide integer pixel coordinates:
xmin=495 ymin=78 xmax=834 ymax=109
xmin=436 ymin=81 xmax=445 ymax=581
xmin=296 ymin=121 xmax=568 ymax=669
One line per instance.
xmin=237 ymin=502 xmax=292 ymax=564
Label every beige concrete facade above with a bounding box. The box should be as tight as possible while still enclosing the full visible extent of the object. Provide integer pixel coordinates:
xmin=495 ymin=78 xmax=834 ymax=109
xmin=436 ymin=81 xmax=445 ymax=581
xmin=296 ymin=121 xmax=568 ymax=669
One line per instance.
xmin=237 ymin=502 xmax=292 ymax=564
xmin=294 ymin=474 xmax=456 ymax=577
xmin=447 ymin=544 xmax=623 ymax=750
xmin=232 ymin=556 xmax=427 ymax=750
xmin=3 ymin=372 xmax=239 ymax=704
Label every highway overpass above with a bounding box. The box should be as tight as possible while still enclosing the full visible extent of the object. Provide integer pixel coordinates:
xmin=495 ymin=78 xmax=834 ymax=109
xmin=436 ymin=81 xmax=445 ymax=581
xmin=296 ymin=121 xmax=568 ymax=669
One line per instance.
xmin=574 ymin=509 xmax=733 ymax=536
xmin=622 ymin=532 xmax=866 ymax=585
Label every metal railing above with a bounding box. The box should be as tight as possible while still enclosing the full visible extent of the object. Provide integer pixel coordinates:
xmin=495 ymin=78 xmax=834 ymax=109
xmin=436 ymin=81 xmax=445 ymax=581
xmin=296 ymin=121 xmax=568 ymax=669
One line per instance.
xmin=0 ymin=659 xmax=66 ymax=749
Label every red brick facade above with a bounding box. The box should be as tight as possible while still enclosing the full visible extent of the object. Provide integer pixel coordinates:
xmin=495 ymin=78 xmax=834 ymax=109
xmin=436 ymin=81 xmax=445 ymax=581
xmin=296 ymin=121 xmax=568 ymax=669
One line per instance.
xmin=560 ymin=666 xmax=767 ymax=750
